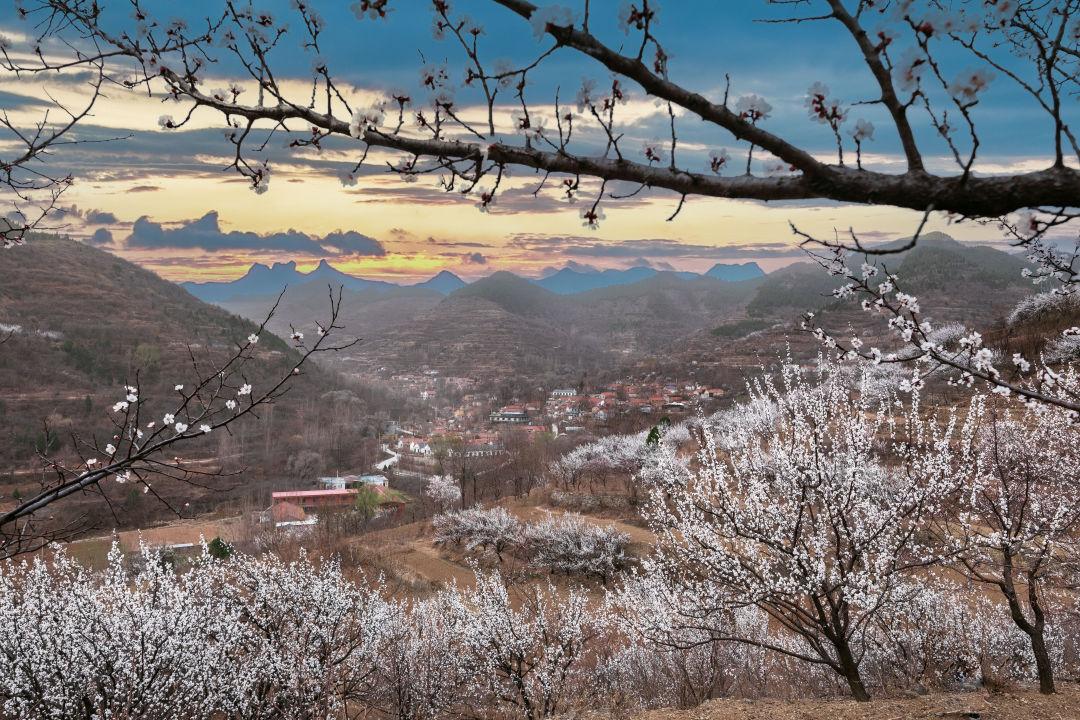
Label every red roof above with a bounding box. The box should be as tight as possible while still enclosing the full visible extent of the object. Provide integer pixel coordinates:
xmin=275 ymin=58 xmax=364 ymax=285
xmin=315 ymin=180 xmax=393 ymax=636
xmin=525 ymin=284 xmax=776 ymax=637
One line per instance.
xmin=272 ymin=501 xmax=308 ymax=523
xmin=273 ymin=489 xmax=357 ymax=499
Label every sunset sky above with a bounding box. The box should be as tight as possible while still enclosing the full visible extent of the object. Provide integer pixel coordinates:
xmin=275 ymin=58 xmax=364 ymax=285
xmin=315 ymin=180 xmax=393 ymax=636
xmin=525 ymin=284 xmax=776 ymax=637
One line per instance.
xmin=1 ymin=1 xmax=1072 ymax=284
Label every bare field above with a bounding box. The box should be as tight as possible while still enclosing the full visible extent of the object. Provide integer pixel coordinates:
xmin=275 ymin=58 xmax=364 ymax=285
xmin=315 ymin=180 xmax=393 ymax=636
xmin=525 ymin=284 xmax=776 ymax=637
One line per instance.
xmin=352 ymin=499 xmax=654 ymax=592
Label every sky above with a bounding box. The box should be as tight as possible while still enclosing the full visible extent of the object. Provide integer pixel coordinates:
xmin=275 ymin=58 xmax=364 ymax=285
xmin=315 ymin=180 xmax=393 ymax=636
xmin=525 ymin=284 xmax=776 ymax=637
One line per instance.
xmin=1 ymin=1 xmax=1075 ymax=283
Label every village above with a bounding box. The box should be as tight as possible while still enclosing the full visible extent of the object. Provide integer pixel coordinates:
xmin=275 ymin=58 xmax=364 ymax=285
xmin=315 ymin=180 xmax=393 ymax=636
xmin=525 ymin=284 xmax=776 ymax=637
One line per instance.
xmin=263 ymin=370 xmax=730 ymax=530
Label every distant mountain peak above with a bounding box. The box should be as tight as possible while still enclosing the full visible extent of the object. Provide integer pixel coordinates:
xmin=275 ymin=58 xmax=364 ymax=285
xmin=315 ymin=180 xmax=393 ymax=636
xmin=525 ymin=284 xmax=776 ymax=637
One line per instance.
xmin=536 ymin=265 xmax=660 ymax=294
xmin=184 ymin=257 xmax=393 ymax=303
xmin=705 ymin=262 xmax=765 ymax=282
xmin=411 ymin=270 xmax=467 ymax=295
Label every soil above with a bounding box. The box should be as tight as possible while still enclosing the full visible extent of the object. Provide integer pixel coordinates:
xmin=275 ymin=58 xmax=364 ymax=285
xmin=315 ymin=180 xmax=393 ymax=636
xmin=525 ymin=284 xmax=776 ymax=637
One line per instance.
xmin=631 ymin=685 xmax=1080 ymax=720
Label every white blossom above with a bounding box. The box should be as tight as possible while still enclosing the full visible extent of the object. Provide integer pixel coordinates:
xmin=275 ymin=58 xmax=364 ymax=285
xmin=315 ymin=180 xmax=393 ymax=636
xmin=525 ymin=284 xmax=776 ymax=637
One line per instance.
xmin=851 ymin=118 xmax=875 ymax=142
xmin=734 ymin=94 xmax=772 ymax=122
xmin=529 ymin=4 xmax=575 ymax=39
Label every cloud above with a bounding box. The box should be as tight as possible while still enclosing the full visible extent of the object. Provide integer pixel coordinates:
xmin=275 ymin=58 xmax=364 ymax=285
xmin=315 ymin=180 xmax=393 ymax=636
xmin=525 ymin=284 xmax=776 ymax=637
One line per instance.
xmin=510 ymin=234 xmax=806 ymax=259
xmin=87 ymin=228 xmax=113 ymax=246
xmin=321 ymin=231 xmax=387 ymax=256
xmin=427 ymin=236 xmax=494 ymax=248
xmin=628 ymin=257 xmax=676 ymax=270
xmin=124 ymin=211 xmax=387 ymax=257
xmin=462 ymin=252 xmax=488 ymax=265
xmin=128 ymin=185 xmax=161 ymax=193
xmin=85 ymin=210 xmax=119 ymax=224
xmin=48 ymin=205 xmax=83 ymax=221
xmin=0 ymin=89 xmax=52 ymax=110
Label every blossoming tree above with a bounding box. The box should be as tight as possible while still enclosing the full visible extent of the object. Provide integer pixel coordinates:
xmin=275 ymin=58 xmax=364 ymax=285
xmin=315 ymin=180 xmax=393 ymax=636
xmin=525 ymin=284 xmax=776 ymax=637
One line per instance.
xmin=617 ymin=361 xmax=973 ymax=701
xmin=933 ymin=391 xmax=1080 ymax=694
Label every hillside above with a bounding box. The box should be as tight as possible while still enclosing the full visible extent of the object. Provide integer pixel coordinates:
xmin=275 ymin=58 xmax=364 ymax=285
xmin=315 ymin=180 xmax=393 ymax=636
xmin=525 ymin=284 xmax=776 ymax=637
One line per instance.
xmin=570 ymin=273 xmax=762 ymax=352
xmin=355 ymin=293 xmax=608 ymax=379
xmin=451 ymin=270 xmax=577 ymax=320
xmin=0 ymin=238 xmax=388 ymax=535
xmin=675 ymin=234 xmax=1038 ymax=378
xmin=746 ymin=262 xmax=843 ymax=317
xmin=221 ymin=279 xmax=445 ymax=342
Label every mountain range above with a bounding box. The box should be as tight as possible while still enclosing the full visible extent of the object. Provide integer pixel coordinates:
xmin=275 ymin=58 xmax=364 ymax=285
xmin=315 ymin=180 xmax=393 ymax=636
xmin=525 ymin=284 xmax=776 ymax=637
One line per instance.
xmin=182 ymin=260 xmax=765 ymax=303
xmin=210 ymin=233 xmax=1035 ymax=380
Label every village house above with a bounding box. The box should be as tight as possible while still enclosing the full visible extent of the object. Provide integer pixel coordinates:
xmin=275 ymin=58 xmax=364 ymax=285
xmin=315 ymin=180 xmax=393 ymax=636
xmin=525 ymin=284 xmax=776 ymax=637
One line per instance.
xmin=490 ymin=405 xmax=529 ymax=424
xmin=272 ymin=489 xmax=359 ymax=512
xmin=270 ymin=485 xmax=408 ymax=523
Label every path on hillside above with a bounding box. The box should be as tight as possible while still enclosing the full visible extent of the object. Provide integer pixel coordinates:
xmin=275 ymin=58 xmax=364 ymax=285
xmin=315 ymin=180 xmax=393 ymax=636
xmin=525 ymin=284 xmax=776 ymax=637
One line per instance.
xmin=375 ymin=445 xmax=400 ymax=471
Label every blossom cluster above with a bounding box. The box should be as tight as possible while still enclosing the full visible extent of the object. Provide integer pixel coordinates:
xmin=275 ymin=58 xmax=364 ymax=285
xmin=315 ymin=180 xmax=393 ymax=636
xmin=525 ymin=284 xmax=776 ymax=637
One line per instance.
xmin=0 ymin=547 xmax=601 ymax=720
xmin=433 ymin=506 xmax=630 ymax=583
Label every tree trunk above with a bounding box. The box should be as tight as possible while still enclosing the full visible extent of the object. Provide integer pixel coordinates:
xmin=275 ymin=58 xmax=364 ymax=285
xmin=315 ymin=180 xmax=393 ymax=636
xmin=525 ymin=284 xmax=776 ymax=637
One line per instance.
xmin=1029 ymin=628 xmax=1056 ymax=695
xmin=1000 ymin=566 xmax=1056 ymax=695
xmin=834 ymin=639 xmax=871 ymax=701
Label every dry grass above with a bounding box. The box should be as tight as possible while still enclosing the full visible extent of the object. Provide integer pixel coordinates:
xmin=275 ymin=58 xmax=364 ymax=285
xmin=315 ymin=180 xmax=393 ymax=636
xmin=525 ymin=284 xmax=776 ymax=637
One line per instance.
xmin=624 ymin=685 xmax=1080 ymax=720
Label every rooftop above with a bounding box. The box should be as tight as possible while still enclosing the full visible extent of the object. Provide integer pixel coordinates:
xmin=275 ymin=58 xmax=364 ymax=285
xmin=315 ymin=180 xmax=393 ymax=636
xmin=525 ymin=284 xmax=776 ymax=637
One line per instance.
xmin=272 ymin=489 xmax=357 ymax=499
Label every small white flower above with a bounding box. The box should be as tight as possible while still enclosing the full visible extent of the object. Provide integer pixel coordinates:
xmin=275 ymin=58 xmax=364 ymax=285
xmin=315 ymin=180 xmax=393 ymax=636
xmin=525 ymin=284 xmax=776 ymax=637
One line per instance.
xmin=291 ymin=330 xmax=304 ymax=341
xmin=164 ymin=413 xmax=176 ymax=425
xmin=175 ymin=422 xmax=189 ymax=433
xmin=105 ymin=443 xmax=116 ymax=455
xmin=147 ymin=421 xmax=156 ymax=428
xmin=158 ymin=114 xmax=175 ymax=130
xmin=226 ymin=399 xmax=238 ymax=410
xmin=200 ymin=424 xmax=212 ymax=434
xmin=86 ymin=458 xmax=98 ymax=466
xmin=735 ymin=94 xmax=772 ymax=122
xmin=948 ymin=68 xmax=994 ymax=104
xmin=175 ymin=384 xmax=184 ymax=391
xmin=348 ymin=103 xmax=386 ymax=138
xmin=895 ymin=48 xmax=927 ymax=93
xmin=238 ymin=384 xmax=252 ymax=396
xmin=112 ymin=401 xmax=129 ymax=413
xmin=707 ymin=149 xmax=731 ymax=174
xmin=529 ymin=4 xmax=575 ymax=39
xmin=851 ymin=118 xmax=875 ymax=142
xmin=247 ymin=333 xmax=259 ymax=344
